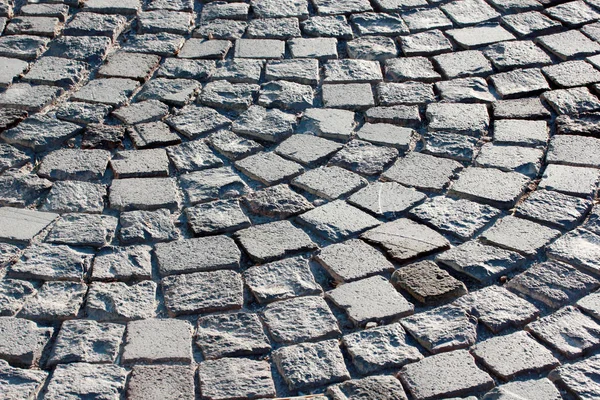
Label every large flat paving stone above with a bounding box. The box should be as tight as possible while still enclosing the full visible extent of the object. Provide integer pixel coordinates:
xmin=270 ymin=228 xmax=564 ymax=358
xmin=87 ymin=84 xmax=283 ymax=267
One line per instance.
xmin=0 ymin=207 xmax=57 ymax=244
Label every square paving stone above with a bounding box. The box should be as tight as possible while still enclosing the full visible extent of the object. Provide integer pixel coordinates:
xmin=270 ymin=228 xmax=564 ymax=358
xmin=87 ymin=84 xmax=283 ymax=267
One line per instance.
xmin=0 ymin=279 xmax=36 ymax=317
xmin=155 ymin=236 xmax=240 ymax=276
xmin=401 ymin=305 xmax=477 ymax=353
xmin=441 ymin=0 xmax=499 ymax=26
xmin=111 ymin=149 xmax=170 ymax=179
xmin=436 ymin=77 xmax=495 ymax=103
xmin=543 ymin=60 xmax=600 ymax=88
xmin=292 ymin=166 xmax=367 ymax=200
xmin=5 ymin=16 xmax=62 ymax=37
xmin=454 ymin=285 xmax=538 ymax=333
xmin=376 ymin=81 xmax=436 ymax=105
xmin=64 ymin=12 xmax=127 ymax=39
xmin=483 ymin=40 xmax=553 ymax=71
xmin=426 ymin=103 xmax=489 ymax=136
xmin=196 ymin=312 xmax=270 ymax=359
xmin=0 ymin=359 xmax=47 ymax=399
xmin=449 ymin=167 xmax=530 ymax=209
xmin=7 ymin=243 xmax=91 ymax=282
xmin=474 ymin=144 xmax=543 ymax=178
xmin=109 ymin=178 xmax=180 ymax=211
xmin=0 ymin=35 xmax=49 ymax=60
xmin=493 ymin=98 xmax=551 ymax=121
xmin=252 ymin=0 xmax=309 ymax=18
xmin=180 ymin=166 xmax=248 ymax=205
xmin=98 ymin=51 xmax=160 ymax=81
xmin=547 ymin=135 xmax=600 ymax=168
xmin=0 ymin=317 xmax=53 ymax=367
xmin=193 ymin=19 xmax=248 ymax=40
xmin=138 ymin=10 xmax=192 ymax=34
xmin=399 ymin=30 xmax=453 ymax=56
xmin=350 ymin=12 xmax=408 ymax=36
xmin=167 ymin=105 xmax=231 ymax=140
xmin=247 ymin=17 xmax=302 ymax=40
xmin=383 ymin=152 xmax=462 ymax=192
xmin=199 ymin=80 xmax=259 ymax=111
xmin=119 ymin=209 xmax=179 ymax=245
xmin=136 ymin=78 xmax=200 ymax=106
xmin=322 ymin=83 xmax=375 ymax=110
xmin=212 ymin=59 xmax=263 ymax=83
xmin=242 ymin=184 xmax=313 ymax=218
xmin=402 ymin=7 xmax=452 ymax=32
xmin=585 ymin=205 xmax=600 ymax=235
xmin=198 ymin=358 xmax=276 ymax=400
xmin=481 ymin=215 xmax=561 ymax=256
xmin=437 ymin=240 xmax=525 ymax=283
xmin=45 ymin=35 xmax=112 ymax=64
xmin=298 ymin=108 xmax=356 ymax=141
xmin=112 ymin=100 xmax=169 ymax=125
xmin=392 ymin=260 xmax=468 ymax=305
xmin=275 ymin=134 xmax=342 ymax=166
xmin=342 ymin=323 xmax=422 ymax=374
xmin=348 ymin=181 xmax=426 ymax=219
xmin=232 ymin=105 xmax=296 ymax=143
xmin=265 ymin=59 xmax=319 ymax=85
xmin=471 ymin=331 xmax=560 ymax=380
xmin=330 ymin=139 xmax=398 ymax=176
xmin=0 ymin=171 xmax=52 ymax=208
xmin=0 ymin=83 xmax=62 ymax=112
xmin=493 ymin=119 xmax=548 ymax=146
xmin=327 ymin=275 xmax=414 ymax=325
xmin=122 ymin=319 xmax=193 ymax=364
xmin=273 ymin=339 xmax=350 ymax=391
xmin=127 ymin=365 xmax=195 ymax=400
xmin=538 ymin=164 xmax=600 ymax=198
xmin=433 ymin=50 xmax=493 ymax=79
xmin=537 ymin=30 xmax=600 ymax=60
xmin=356 ymin=123 xmax=415 ymax=151
xmin=122 ymin=32 xmax=186 ymax=56
xmin=346 ymin=36 xmax=398 ymax=61
xmin=235 ymin=220 xmax=317 ymax=263
xmin=548 ymin=355 xmax=600 ymax=400
xmin=245 ymin=256 xmax=322 ymax=304
xmin=546 ymin=0 xmax=600 ymax=26
xmin=92 ymin=245 xmax=152 ymax=281
xmin=556 ymin=113 xmax=600 ymax=136
xmin=515 ymin=189 xmax=592 ymax=229
xmin=313 ymin=0 xmax=372 ymax=14
xmin=234 ymin=38 xmax=285 ymax=59
xmin=162 ymin=270 xmax=243 ymax=316
xmin=22 ymin=56 xmax=86 ymax=88
xmin=0 ymin=143 xmax=29 ymax=173
xmin=0 ymin=207 xmax=57 ymax=244
xmin=258 ymin=80 xmax=315 ymax=110
xmin=447 ymin=24 xmax=515 ymax=49
xmin=48 ymin=319 xmax=124 ymax=366
xmin=362 ymin=218 xmax=450 ymax=262
xmin=83 ymin=0 xmax=141 ymax=14
xmin=38 ymin=149 xmax=110 ymax=182
xmin=130 ymin=121 xmax=181 ymax=149
xmin=43 ymin=363 xmax=127 ymax=400
xmin=507 ymin=261 xmax=599 ymax=308
xmin=542 ymin=87 xmax=600 ymax=115
xmin=262 ymin=295 xmax=340 ymax=344
xmin=526 ymin=306 xmax=600 ymax=358
xmin=56 ymin=102 xmax=111 ymax=125
xmin=328 ymin=376 xmax=408 ymax=400
xmin=235 ymin=152 xmax=304 ymax=185
xmin=384 ymin=56 xmax=441 ymax=82
xmin=46 ymin=214 xmax=117 ymax=248
xmin=185 ymin=199 xmax=251 ymax=236
xmin=548 ymin=228 xmax=600 ymax=275
xmin=178 ymin=38 xmax=231 ymax=59
xmin=19 ymin=281 xmax=87 ymax=321
xmin=201 ymin=2 xmax=249 ymax=20
xmin=399 ymin=350 xmax=494 ymax=400
xmin=410 ymin=196 xmax=501 ymax=241
xmin=71 ymin=78 xmax=140 ymax=107
xmin=297 ymin=200 xmax=381 ymax=242
xmin=301 ymin=15 xmax=354 ymax=38
xmin=422 ymin=132 xmax=479 ymax=162
xmin=490 ymin=68 xmax=550 ymax=99
xmin=580 ymin=290 xmax=600 ymax=320
xmin=86 ymin=281 xmax=157 ymax=321
xmin=315 ymin=239 xmax=394 ymax=283
xmin=208 ymin=130 xmax=263 ymax=160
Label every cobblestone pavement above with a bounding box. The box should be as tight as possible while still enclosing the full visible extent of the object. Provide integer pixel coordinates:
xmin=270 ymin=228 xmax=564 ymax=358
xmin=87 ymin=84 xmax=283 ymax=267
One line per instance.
xmin=1 ymin=0 xmax=600 ymax=399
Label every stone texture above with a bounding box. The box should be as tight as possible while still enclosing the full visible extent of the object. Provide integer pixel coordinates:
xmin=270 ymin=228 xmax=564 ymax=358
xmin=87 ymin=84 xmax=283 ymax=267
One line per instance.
xmin=243 ymin=184 xmax=313 ymax=218
xmin=198 ymin=358 xmax=276 ymax=400
xmin=348 ymin=181 xmax=426 ymax=219
xmin=8 ymin=243 xmax=91 ymax=282
xmin=232 ymin=105 xmax=296 ymax=143
xmin=122 ymin=319 xmax=192 ymax=364
xmin=482 ymin=378 xmax=561 ymax=400
xmin=276 ymin=134 xmax=343 ymax=166
xmin=0 ymin=172 xmax=53 ymax=208
xmin=235 ymin=152 xmax=304 ymax=185
xmin=0 ymin=279 xmax=36 ymax=317
xmin=185 ymin=199 xmax=251 ymax=236
xmin=0 ymin=207 xmax=57 ymax=244
xmin=2 ymin=115 xmax=81 ymax=152
xmin=328 ymin=376 xmax=409 ymax=400
xmin=127 ymin=365 xmax=195 ymax=400
xmin=41 ymin=181 xmax=106 ymax=214
xmin=86 ymin=281 xmax=157 ymax=321
xmin=538 ymin=164 xmax=600 ymax=198
xmin=481 ymin=215 xmax=561 ymax=256
xmin=46 ymin=213 xmax=117 ymax=248
xmin=0 ymin=317 xmax=52 ymax=367
xmin=168 ymin=140 xmax=224 ymax=173
xmin=516 ymin=190 xmax=591 ymax=229
xmin=92 ymin=245 xmax=152 ymax=281
xmin=548 ymin=355 xmax=600 ymax=399
xmin=383 ymin=152 xmax=462 ymax=192
xmin=19 ymin=281 xmax=87 ymax=321
xmin=0 ymin=359 xmax=47 ymax=400
xmin=292 ymin=166 xmax=367 ymax=200
xmin=109 ymin=178 xmax=179 ymax=211
xmin=119 ymin=209 xmax=178 ymax=245
xmin=180 ymin=167 xmax=248 ymax=205
xmin=43 ymin=363 xmax=127 ymax=400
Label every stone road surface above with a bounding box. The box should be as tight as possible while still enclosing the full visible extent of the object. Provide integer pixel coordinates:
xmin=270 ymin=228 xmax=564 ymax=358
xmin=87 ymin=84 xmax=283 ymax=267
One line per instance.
xmin=0 ymin=0 xmax=600 ymax=398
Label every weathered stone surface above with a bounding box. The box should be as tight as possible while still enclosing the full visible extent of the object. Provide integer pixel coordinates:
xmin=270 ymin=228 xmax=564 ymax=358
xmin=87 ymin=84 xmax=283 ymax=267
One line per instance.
xmin=493 ymin=119 xmax=548 ymax=147
xmin=537 ymin=29 xmax=600 ymax=60
xmin=119 ymin=209 xmax=178 ymax=245
xmin=199 ymin=80 xmax=258 ymax=111
xmin=44 ymin=363 xmax=127 ymax=400
xmin=0 ymin=359 xmax=47 ymax=400
xmin=232 ymin=105 xmax=296 ymax=143
xmin=185 ymin=199 xmax=251 ymax=235
xmin=178 ymin=38 xmax=231 ymax=59
xmin=316 ymin=239 xmax=394 ymax=283
xmin=194 ymin=19 xmax=248 ymax=40
xmin=0 ymin=207 xmax=57 ymax=244
xmin=356 ymin=123 xmax=415 ymax=151
xmin=167 ymin=140 xmax=223 ymax=173
xmin=198 ymin=358 xmax=276 ymax=400
xmin=136 ymin=78 xmax=199 ymax=106
xmin=493 ymin=98 xmax=551 ymax=120
xmin=64 ymin=11 xmax=126 ymax=39
xmin=248 ymin=17 xmax=301 ymax=39
xmin=436 ymin=77 xmax=496 ymax=103
xmin=162 ymin=270 xmax=243 ymax=316
xmin=437 ymin=241 xmax=526 ymax=283
xmin=482 ymin=378 xmax=561 ymax=400
xmin=0 ymin=57 xmax=29 ymax=88
xmin=109 ymin=178 xmax=180 ymax=211
xmin=547 ymin=229 xmax=600 ymax=274
xmin=328 ymin=275 xmax=414 ymax=325
xmin=112 ymin=100 xmax=168 ymax=125
xmin=538 ymin=164 xmax=600 ymax=198
xmin=22 ymin=57 xmax=87 ymax=88
xmin=48 ymin=319 xmax=124 ymax=366
xmin=92 ymin=245 xmax=152 ymax=281
xmin=180 ymin=167 xmax=247 ymax=205
xmin=19 ymin=281 xmax=87 ymax=321
xmin=547 ymin=135 xmax=600 ymax=168
xmin=196 ymin=312 xmax=270 ymax=359
xmin=273 ymin=339 xmax=350 ymax=391
xmin=298 ymin=108 xmax=356 ymax=140
xmin=129 ymin=121 xmax=181 ymax=149
xmin=516 ymin=190 xmax=591 ymax=229
xmin=455 ymin=286 xmax=538 ymax=333
xmin=401 ymin=305 xmax=477 ymax=353
xmin=277 ymin=135 xmax=342 ymax=168
xmin=235 ymin=38 xmax=285 ymax=59
xmin=471 ymin=331 xmax=560 ymax=380
xmin=123 ymin=32 xmax=185 ymax=56
xmin=362 ymin=218 xmax=450 ymax=262
xmin=508 ymin=261 xmax=599 ymax=308
xmin=252 ymin=0 xmax=309 ymax=18
xmin=235 ymin=152 xmax=304 ymax=185
xmin=548 ymin=354 xmax=600 ymax=399
xmin=0 ymin=317 xmax=52 ymax=367
xmin=258 ymin=80 xmax=314 ymax=110
xmin=209 ymin=130 xmax=263 ymax=160
xmin=424 ymin=132 xmax=476 ymax=161
xmin=475 ymin=144 xmax=543 ymax=177
xmin=243 ymin=184 xmax=313 ymax=218
xmin=383 ymin=152 xmax=462 ymax=192
xmin=0 ymin=170 xmax=53 ymax=207
xmin=348 ymin=181 xmax=426 ymax=219
xmin=82 ymin=124 xmax=125 ymax=150
xmin=122 ymin=318 xmax=192 ymax=364
xmin=541 ymin=87 xmax=600 ymax=115
xmin=427 ymin=103 xmax=489 ymax=136
xmin=399 ymin=350 xmax=494 ymax=400
xmin=292 ymin=166 xmax=367 ymax=200
xmin=0 ymin=279 xmax=35 ymax=317
xmin=2 ymin=115 xmax=81 ymax=152
xmin=45 ymin=35 xmax=111 ymax=63
xmin=322 ymin=83 xmax=375 ymax=110
xmin=72 ymin=78 xmax=139 ymax=107
xmin=392 ymin=260 xmax=468 ymax=305
xmin=8 ymin=243 xmax=91 ymax=282
xmin=399 ymin=29 xmax=453 ymax=56
xmin=265 ymin=59 xmax=319 ymax=85
xmin=343 ymin=323 xmax=422 ymax=374
xmin=46 ymin=214 xmax=117 ymax=248
xmin=262 ymin=296 xmax=340 ymax=344
xmin=447 ymin=24 xmax=515 ymax=49
xmin=86 ymin=281 xmax=157 ymax=321
xmin=329 ymin=376 xmax=408 ymax=400
xmin=39 ymin=149 xmax=110 ymax=182
xmin=0 ymin=35 xmax=50 ymax=60
xmin=127 ymin=365 xmax=195 ymax=400
xmin=330 ymin=140 xmax=398 ymax=176
xmin=482 ymin=216 xmax=561 ymax=256
xmin=56 ymin=102 xmax=111 ymax=125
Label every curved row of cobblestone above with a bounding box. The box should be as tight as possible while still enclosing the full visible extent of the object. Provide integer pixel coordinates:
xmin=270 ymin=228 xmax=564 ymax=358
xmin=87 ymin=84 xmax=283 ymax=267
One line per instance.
xmin=1 ymin=0 xmax=600 ymax=399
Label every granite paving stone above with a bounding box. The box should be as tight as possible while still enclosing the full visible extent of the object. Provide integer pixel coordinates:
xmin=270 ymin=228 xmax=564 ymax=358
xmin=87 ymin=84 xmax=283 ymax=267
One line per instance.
xmin=346 ymin=36 xmax=399 ymax=61
xmin=298 ymin=108 xmax=356 ymax=140
xmin=98 ymin=52 xmax=160 ymax=81
xmin=86 ymin=281 xmax=157 ymax=321
xmin=547 ymin=134 xmax=600 ymax=168
xmin=0 ymin=171 xmax=53 ymax=208
xmin=127 ymin=365 xmax=195 ymax=400
xmin=178 ymin=38 xmax=231 ymax=59
xmin=0 ymin=35 xmax=49 ymax=61
xmin=548 ymin=355 xmax=600 ymax=399
xmin=547 ymin=228 xmax=600 ymax=274
xmin=199 ymin=80 xmax=259 ymax=111
xmin=180 ymin=166 xmax=248 ymax=205
xmin=209 ymin=130 xmax=263 ymax=160
xmin=0 ymin=279 xmax=36 ymax=317
xmin=43 ymin=363 xmax=127 ymax=400
xmin=538 ymin=164 xmax=600 ymax=198
xmin=119 ymin=209 xmax=179 ymax=245
xmin=447 ymin=24 xmax=516 ymax=49
xmin=166 ymin=105 xmax=231 ymax=139
xmin=247 ymin=17 xmax=302 ymax=39
xmin=502 ymin=11 xmax=561 ymax=37
xmin=0 ymin=83 xmax=62 ymax=113
xmin=109 ymin=177 xmax=180 ymax=211
xmin=328 ymin=376 xmax=409 ymax=400
xmin=493 ymin=98 xmax=551 ymax=120
xmin=493 ymin=119 xmax=548 ymax=146
xmin=121 ymin=318 xmax=193 ymax=364
xmin=515 ymin=189 xmax=592 ymax=229
xmin=46 ymin=213 xmax=117 ymax=248
xmin=232 ymin=105 xmax=296 ymax=143
xmin=56 ymin=102 xmax=112 ymax=125
xmin=483 ymin=40 xmax=553 ymax=71
xmin=198 ymin=358 xmax=276 ymax=400
xmin=0 ymin=207 xmax=58 ymax=244
xmin=0 ymin=317 xmax=53 ymax=367
xmin=157 ymin=58 xmax=215 ymax=80
xmin=123 ymin=32 xmax=186 ymax=56
xmin=7 ymin=243 xmax=91 ymax=282
xmin=292 ymin=166 xmax=367 ymax=200
xmin=81 ymin=124 xmax=125 ymax=150
xmin=19 ymin=281 xmax=87 ymax=321
xmin=243 ymin=184 xmax=313 ymax=218
xmin=399 ymin=29 xmax=453 ymax=56
xmin=39 ymin=149 xmax=110 ymax=182
xmin=0 ymin=359 xmax=47 ymax=399
xmin=129 ymin=121 xmax=181 ymax=149
xmin=348 ymin=181 xmax=426 ymax=219
xmin=185 ymin=199 xmax=251 ymax=235
xmin=63 ymin=12 xmax=127 ymax=39
xmin=45 ymin=35 xmax=112 ymax=63
xmin=235 ymin=152 xmax=304 ymax=185
xmin=383 ymin=152 xmax=462 ymax=192
xmin=301 ymin=15 xmax=354 ymax=38
xmin=91 ymin=245 xmax=153 ymax=281
xmin=422 ymin=132 xmax=479 ymax=161
xmin=71 ymin=78 xmax=140 ymax=107
xmin=322 ymin=83 xmax=375 ymax=110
